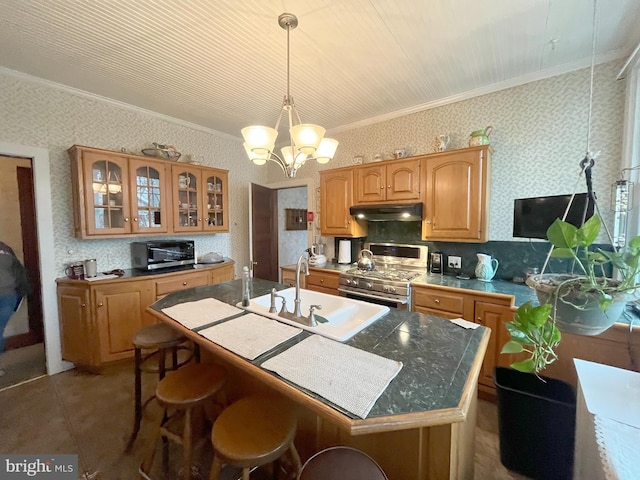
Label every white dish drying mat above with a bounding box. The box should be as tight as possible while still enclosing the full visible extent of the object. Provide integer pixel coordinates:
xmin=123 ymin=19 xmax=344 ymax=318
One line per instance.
xmin=261 ymin=335 xmax=402 ymax=419
xmin=198 ymin=313 xmax=302 ymax=360
xmin=162 ymin=298 xmax=243 ymax=330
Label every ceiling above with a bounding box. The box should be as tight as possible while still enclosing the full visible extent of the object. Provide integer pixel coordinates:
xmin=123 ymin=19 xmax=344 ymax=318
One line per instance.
xmin=1 ymin=0 xmax=639 ymax=139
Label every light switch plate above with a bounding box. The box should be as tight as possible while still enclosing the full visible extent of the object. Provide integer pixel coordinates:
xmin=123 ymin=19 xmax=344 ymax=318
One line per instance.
xmin=449 ymin=256 xmax=462 ymax=269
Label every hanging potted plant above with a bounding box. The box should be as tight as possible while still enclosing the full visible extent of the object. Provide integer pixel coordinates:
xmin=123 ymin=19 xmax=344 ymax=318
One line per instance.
xmin=502 ymin=215 xmax=640 ymax=373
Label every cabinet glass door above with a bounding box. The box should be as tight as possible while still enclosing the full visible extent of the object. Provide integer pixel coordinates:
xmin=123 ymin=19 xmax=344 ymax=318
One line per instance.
xmin=84 ymin=154 xmax=129 ymax=235
xmin=130 ymin=159 xmax=168 ymax=233
xmin=175 ymin=169 xmax=201 ymax=230
xmin=205 ymin=174 xmax=225 ymax=230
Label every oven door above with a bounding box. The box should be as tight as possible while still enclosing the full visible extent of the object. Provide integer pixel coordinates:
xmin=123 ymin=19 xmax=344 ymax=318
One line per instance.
xmin=338 ymin=287 xmax=408 ymax=310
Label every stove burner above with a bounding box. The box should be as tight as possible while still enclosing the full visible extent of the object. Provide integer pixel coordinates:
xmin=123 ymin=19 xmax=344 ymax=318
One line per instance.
xmin=346 ymin=267 xmax=423 ymax=282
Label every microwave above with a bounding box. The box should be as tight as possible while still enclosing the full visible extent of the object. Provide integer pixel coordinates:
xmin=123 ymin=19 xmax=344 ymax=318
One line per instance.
xmin=131 ymin=240 xmax=195 ymax=270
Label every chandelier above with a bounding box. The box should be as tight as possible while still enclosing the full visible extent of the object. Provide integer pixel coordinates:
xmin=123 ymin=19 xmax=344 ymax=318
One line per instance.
xmin=241 ymin=13 xmax=338 ymax=178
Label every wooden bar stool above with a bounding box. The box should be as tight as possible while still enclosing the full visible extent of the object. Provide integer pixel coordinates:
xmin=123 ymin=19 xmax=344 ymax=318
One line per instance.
xmin=209 ymin=397 xmax=301 ymax=480
xmin=125 ymin=323 xmax=198 ymax=452
xmin=140 ymin=362 xmax=227 ymax=480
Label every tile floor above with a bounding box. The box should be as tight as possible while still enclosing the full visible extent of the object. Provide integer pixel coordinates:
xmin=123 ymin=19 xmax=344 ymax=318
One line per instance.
xmin=0 ymin=359 xmax=530 ymax=479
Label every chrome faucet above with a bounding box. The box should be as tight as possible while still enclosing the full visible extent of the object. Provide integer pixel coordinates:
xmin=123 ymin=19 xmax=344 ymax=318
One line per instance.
xmin=293 ymin=252 xmax=310 ymax=317
xmin=266 ymin=252 xmax=321 ymax=327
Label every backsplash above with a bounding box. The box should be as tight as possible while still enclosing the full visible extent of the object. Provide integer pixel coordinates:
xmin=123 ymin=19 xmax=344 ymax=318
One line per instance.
xmin=362 ymin=221 xmax=614 ymax=281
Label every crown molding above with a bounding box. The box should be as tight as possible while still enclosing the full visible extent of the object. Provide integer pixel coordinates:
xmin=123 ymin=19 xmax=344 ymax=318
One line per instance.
xmin=329 ymin=50 xmax=626 ymax=135
xmin=0 ymin=66 xmax=242 ymax=142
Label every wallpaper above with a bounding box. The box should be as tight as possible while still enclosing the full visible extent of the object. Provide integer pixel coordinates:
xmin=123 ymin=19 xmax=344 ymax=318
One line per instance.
xmin=286 ymin=60 xmax=626 ymax=260
xmin=0 ymin=59 xmax=626 ymax=282
xmin=0 ymin=72 xmax=266 ymax=278
xmin=277 ymin=187 xmax=308 ymax=272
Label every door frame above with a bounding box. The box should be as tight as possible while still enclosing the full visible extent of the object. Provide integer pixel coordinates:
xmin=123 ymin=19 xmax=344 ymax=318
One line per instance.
xmin=249 ymin=178 xmax=314 ymax=280
xmin=0 ymin=142 xmax=65 ymax=375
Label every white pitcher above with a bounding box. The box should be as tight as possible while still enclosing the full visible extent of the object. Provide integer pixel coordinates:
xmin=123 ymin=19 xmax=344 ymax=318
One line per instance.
xmin=475 ymin=253 xmax=498 ymax=282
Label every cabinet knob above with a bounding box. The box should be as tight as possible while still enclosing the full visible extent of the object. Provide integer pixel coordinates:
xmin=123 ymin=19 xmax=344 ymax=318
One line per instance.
xmin=477 ymin=317 xmax=482 ymax=323
xmin=98 ymin=302 xmax=103 ymax=307
xmin=380 ymin=185 xmax=384 ymax=189
xmin=320 ymin=279 xmax=324 ymax=283
xmin=81 ymin=303 xmax=86 ymax=308
xmin=124 ymin=217 xmax=129 ymax=222
xmin=434 ymin=299 xmax=440 ymax=304
xmin=133 ymin=217 xmax=138 ymax=222
xmin=387 ymin=184 xmax=391 ymax=189
xmin=426 ymin=220 xmax=432 ymax=224
xmin=183 ymin=281 xmax=188 ymax=286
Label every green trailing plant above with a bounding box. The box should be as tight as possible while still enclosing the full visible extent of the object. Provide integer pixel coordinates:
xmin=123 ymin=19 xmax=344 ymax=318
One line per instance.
xmin=501 ymin=215 xmax=640 ymax=374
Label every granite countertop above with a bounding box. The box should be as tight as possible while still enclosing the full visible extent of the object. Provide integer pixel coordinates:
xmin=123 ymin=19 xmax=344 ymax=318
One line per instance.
xmin=150 ymin=278 xmax=489 ymax=424
xmin=285 ymin=262 xmax=539 ymax=306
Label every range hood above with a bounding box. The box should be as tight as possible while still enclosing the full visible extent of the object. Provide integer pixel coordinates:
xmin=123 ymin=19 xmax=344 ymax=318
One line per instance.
xmin=350 ymin=203 xmax=423 ymax=221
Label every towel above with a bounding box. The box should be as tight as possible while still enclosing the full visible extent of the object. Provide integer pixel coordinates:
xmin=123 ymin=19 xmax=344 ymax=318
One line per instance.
xmin=261 ymin=335 xmax=402 ymax=418
xmin=161 ymin=298 xmax=243 ymax=330
xmin=198 ymin=313 xmax=302 ymax=360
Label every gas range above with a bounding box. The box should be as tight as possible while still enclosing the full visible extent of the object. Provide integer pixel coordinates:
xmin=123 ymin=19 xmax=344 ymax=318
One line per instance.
xmin=338 ymin=242 xmax=428 ymax=308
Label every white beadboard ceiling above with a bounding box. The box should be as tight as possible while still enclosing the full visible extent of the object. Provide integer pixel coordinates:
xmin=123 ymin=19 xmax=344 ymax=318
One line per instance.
xmin=0 ymin=0 xmax=638 ymax=138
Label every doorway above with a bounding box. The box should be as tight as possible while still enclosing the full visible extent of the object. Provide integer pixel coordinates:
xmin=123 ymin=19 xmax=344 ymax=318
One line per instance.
xmin=249 ymin=179 xmax=314 ymax=282
xmin=0 ymin=155 xmax=46 ymax=389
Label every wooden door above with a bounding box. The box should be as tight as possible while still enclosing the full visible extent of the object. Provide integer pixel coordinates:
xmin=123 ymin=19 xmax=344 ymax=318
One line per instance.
xmin=386 ymin=159 xmax=421 ymax=201
xmin=94 ymin=281 xmax=153 ymax=363
xmin=210 ymin=263 xmax=235 ymax=285
xmin=354 ymin=165 xmax=385 ymax=204
xmin=81 ymin=151 xmax=131 ymax=235
xmin=422 ymin=149 xmax=484 ymax=241
xmin=129 ymin=158 xmax=169 ymax=234
xmin=250 ymin=183 xmax=279 ymax=281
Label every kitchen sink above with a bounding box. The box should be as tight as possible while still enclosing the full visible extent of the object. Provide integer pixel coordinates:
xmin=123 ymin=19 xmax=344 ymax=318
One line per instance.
xmin=242 ymin=287 xmax=389 ymax=342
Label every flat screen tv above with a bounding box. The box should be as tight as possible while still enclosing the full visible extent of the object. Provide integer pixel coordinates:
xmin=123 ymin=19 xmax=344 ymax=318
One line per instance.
xmin=513 ymin=193 xmax=594 ymax=239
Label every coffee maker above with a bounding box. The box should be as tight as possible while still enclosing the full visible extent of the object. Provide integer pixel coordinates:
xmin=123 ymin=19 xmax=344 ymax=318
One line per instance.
xmin=334 ymin=237 xmax=364 ymax=265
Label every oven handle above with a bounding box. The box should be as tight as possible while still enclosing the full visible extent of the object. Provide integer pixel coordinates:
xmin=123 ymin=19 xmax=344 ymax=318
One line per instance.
xmin=337 ymin=287 xmax=409 ymax=304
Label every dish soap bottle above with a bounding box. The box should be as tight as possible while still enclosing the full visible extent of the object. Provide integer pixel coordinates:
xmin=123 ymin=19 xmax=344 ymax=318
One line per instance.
xmin=242 ymin=266 xmax=251 ymax=306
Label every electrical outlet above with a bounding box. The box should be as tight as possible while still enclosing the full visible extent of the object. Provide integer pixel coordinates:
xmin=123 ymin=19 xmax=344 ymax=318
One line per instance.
xmin=448 ymin=256 xmax=462 ymax=269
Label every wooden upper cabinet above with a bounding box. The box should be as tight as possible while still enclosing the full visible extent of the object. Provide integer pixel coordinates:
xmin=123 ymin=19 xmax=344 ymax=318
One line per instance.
xmin=172 ymin=165 xmax=229 ymax=233
xmin=422 ymin=146 xmax=490 ymax=242
xmin=69 ymin=145 xmax=229 ymax=237
xmin=354 ymin=158 xmax=421 ymax=204
xmin=320 ymin=167 xmax=367 ymax=237
xmin=129 ymin=157 xmax=170 ymax=234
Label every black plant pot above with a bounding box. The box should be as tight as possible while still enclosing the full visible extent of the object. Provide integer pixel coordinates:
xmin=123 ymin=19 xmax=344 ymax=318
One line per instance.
xmin=494 ymin=367 xmax=576 ymax=480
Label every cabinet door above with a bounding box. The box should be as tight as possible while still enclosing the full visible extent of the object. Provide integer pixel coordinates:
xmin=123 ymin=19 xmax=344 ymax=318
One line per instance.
xmin=172 ymin=165 xmax=203 ymax=232
xmin=474 ymin=301 xmax=515 ymax=388
xmin=129 ymin=158 xmax=170 ymax=234
xmin=202 ymin=169 xmax=229 ymax=232
xmin=320 ymin=169 xmax=366 ymax=237
xmin=422 ymin=147 xmax=488 ymax=242
xmin=94 ymin=281 xmax=154 ymax=363
xmin=386 ymin=159 xmax=421 ymax=201
xmin=81 ymin=151 xmax=131 ymax=235
xmin=57 ymin=285 xmax=95 ymax=367
xmin=306 ymin=270 xmax=339 ymax=295
xmin=354 ymin=165 xmax=386 ymax=204
xmin=210 ymin=263 xmax=235 ymax=284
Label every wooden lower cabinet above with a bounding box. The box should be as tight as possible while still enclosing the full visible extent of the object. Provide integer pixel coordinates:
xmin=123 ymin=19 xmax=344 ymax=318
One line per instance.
xmin=280 ymin=266 xmax=304 ymax=288
xmin=56 ymin=262 xmax=235 ymax=371
xmin=306 ymin=269 xmax=340 ymax=295
xmin=412 ymin=284 xmax=512 ymax=396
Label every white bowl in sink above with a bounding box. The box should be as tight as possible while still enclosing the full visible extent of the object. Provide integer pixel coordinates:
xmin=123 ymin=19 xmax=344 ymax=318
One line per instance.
xmin=241 ymin=287 xmax=389 ymax=342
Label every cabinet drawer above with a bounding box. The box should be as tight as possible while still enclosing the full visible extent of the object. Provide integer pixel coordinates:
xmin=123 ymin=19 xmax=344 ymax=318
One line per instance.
xmin=155 ymin=271 xmax=210 ymax=296
xmin=413 ymin=288 xmax=464 ymax=315
xmin=306 ymin=270 xmax=339 ymax=290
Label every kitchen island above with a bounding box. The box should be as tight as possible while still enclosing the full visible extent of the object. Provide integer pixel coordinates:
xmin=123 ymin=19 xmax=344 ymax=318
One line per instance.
xmin=147 ymin=278 xmax=490 ymax=480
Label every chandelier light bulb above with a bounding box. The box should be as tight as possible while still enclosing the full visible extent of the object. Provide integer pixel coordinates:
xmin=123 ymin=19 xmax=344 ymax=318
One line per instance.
xmin=240 ymin=13 xmax=337 ymax=177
